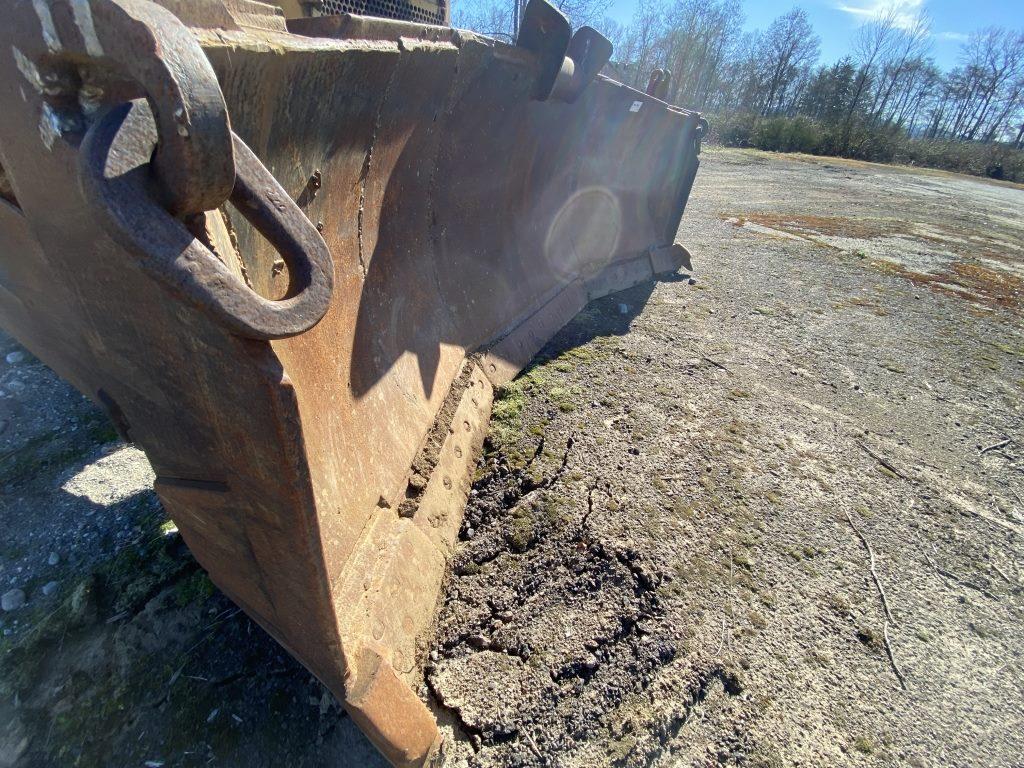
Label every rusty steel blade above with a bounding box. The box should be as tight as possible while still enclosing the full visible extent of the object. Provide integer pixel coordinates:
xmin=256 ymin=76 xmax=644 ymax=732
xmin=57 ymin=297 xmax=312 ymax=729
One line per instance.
xmin=0 ymin=1 xmax=704 ymax=765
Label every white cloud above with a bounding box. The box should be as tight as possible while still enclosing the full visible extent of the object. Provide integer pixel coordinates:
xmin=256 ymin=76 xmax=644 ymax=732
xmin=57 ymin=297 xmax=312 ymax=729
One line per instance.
xmin=936 ymin=31 xmax=968 ymax=42
xmin=836 ymin=0 xmax=925 ymax=30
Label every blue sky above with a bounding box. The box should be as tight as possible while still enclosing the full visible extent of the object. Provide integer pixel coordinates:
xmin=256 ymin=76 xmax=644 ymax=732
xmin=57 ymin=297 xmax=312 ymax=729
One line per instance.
xmin=603 ymin=0 xmax=1023 ymax=69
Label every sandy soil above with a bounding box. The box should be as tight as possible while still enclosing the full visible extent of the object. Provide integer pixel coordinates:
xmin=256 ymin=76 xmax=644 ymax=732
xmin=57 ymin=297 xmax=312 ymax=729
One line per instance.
xmin=1 ymin=147 xmax=1021 ymax=768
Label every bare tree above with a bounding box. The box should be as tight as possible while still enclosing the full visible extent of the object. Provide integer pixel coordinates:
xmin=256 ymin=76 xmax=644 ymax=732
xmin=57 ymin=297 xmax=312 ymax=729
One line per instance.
xmin=613 ymin=0 xmax=667 ymax=88
xmin=843 ymin=7 xmax=900 ymax=128
xmin=870 ymin=13 xmax=932 ymax=124
xmin=451 ymin=0 xmax=516 ymax=38
xmin=756 ymin=8 xmax=820 ymax=116
xmin=960 ymin=28 xmax=1024 ymax=141
xmin=452 ymin=0 xmax=612 ymax=39
xmin=659 ymin=0 xmax=743 ymax=109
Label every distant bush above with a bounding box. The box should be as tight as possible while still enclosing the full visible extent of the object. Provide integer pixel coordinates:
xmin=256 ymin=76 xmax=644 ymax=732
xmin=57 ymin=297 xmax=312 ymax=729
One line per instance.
xmin=714 ymin=113 xmax=757 ymax=148
xmin=751 ymin=116 xmax=824 ymax=154
xmin=706 ymin=112 xmax=1024 ymax=183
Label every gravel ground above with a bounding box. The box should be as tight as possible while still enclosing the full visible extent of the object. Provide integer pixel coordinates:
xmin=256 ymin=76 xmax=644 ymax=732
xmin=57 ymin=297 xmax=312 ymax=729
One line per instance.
xmin=1 ymin=147 xmax=1021 ymax=767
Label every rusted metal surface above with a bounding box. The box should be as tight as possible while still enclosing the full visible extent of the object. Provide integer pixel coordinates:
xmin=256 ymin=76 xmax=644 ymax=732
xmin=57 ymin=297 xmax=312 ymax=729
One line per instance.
xmin=0 ymin=0 xmax=704 ymax=765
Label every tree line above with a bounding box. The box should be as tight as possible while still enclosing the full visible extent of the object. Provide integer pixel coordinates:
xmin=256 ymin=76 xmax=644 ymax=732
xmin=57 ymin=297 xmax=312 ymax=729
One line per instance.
xmin=452 ymin=0 xmax=1024 ymax=180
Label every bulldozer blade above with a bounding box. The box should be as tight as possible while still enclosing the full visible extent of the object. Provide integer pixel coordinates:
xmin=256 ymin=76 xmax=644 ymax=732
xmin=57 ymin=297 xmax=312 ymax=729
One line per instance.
xmin=0 ymin=1 xmax=704 ymax=765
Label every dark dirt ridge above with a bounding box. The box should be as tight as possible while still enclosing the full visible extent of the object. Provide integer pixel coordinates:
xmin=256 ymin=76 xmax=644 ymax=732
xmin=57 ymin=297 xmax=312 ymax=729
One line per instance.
xmin=2 ymin=148 xmax=1022 ymax=768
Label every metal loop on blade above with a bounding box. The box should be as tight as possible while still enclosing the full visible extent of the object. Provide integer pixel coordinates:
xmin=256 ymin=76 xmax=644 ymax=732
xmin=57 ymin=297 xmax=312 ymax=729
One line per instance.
xmin=80 ymin=100 xmax=334 ymax=340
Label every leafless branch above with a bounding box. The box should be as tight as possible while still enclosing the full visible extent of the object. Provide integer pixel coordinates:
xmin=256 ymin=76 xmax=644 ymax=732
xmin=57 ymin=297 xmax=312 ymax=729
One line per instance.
xmin=980 ymin=438 xmax=1011 ymax=455
xmin=845 ymin=510 xmax=897 ymax=625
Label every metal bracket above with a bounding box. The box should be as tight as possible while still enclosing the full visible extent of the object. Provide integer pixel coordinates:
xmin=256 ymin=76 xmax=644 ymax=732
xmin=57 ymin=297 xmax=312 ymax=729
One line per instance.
xmin=517 ymin=1 xmax=611 ymax=103
xmin=515 ymin=0 xmax=571 ymax=100
xmin=646 ymin=68 xmax=672 ymax=101
xmin=549 ymin=26 xmax=613 ymax=103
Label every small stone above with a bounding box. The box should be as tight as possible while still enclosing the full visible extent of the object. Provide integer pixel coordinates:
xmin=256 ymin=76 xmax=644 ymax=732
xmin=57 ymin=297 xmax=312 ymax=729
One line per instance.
xmin=2 ymin=589 xmax=26 ymax=611
xmin=583 ymin=654 xmax=598 ymax=670
xmin=618 ymin=303 xmax=630 ymax=314
xmin=206 ymin=708 xmax=219 ymax=723
xmin=42 ymin=581 xmax=59 ymax=597
xmin=468 ymin=634 xmax=488 ymax=649
xmin=47 ymin=552 xmax=60 ymax=566
xmin=466 ymin=527 xmax=475 ymax=539
xmin=5 ymin=351 xmax=25 ymax=364
xmin=688 ymin=277 xmax=697 ymax=285
xmin=429 ymin=650 xmax=439 ymax=662
xmin=67 ymin=578 xmax=97 ymax=627
xmin=5 ymin=380 xmax=25 ymax=393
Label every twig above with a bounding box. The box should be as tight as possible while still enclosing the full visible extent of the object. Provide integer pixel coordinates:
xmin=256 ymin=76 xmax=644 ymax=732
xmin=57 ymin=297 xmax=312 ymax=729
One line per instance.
xmin=579 ymin=481 xmax=602 ymax=536
xmin=925 ymin=550 xmax=998 ymax=600
xmin=882 ymin=622 xmax=908 ymax=690
xmin=714 ymin=547 xmax=735 ymax=657
xmin=524 ymin=731 xmax=540 ymax=756
xmin=980 ymin=438 xmax=1011 ymax=455
xmin=954 ymin=505 xmax=1021 ymax=536
xmin=845 ymin=510 xmax=897 ymax=626
xmin=847 ymin=507 xmax=909 ymax=691
xmin=991 ymin=563 xmax=1011 ymax=584
xmin=712 ymin=616 xmax=726 ymax=657
xmin=857 ymin=442 xmax=909 ymax=481
xmin=702 ymin=356 xmax=731 ymax=373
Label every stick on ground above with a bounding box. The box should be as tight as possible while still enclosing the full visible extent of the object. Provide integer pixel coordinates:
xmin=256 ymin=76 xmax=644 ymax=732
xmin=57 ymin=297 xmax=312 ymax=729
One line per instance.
xmin=858 ymin=441 xmax=909 ymax=481
xmin=883 ymin=621 xmax=908 ymax=690
xmin=702 ymin=356 xmax=731 ymax=373
xmin=980 ymin=438 xmax=1011 ymax=455
xmin=845 ymin=510 xmax=897 ymax=626
xmin=845 ymin=510 xmax=907 ymax=690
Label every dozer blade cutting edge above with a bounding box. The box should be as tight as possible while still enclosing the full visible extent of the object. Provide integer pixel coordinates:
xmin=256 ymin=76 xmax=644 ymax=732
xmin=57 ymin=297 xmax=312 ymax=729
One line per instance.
xmin=0 ymin=0 xmax=704 ymax=764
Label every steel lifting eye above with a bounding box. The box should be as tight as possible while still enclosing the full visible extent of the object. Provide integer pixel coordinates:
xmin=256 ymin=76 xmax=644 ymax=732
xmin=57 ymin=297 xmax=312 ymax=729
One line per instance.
xmin=80 ymin=100 xmax=334 ymax=340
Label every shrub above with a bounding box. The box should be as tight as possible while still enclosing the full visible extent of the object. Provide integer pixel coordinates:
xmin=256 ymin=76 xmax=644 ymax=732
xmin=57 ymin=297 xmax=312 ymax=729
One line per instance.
xmin=711 ymin=113 xmax=757 ymax=147
xmin=751 ymin=115 xmax=824 ymax=154
xmin=704 ymin=112 xmax=1024 ymax=183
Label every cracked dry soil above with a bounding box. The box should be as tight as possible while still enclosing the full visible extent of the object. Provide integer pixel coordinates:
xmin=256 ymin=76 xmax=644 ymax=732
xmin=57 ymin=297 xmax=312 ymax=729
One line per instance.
xmin=1 ymin=148 xmax=1022 ymax=768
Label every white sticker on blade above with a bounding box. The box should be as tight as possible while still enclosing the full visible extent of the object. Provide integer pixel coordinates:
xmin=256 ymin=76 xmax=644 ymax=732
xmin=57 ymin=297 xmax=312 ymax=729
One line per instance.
xmin=629 ymin=101 xmax=643 ymax=113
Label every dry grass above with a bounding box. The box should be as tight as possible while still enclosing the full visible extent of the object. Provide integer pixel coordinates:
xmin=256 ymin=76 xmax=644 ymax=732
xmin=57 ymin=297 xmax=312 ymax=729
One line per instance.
xmin=869 ymin=258 xmax=1023 ymax=312
xmin=722 ymin=212 xmax=912 ymax=241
